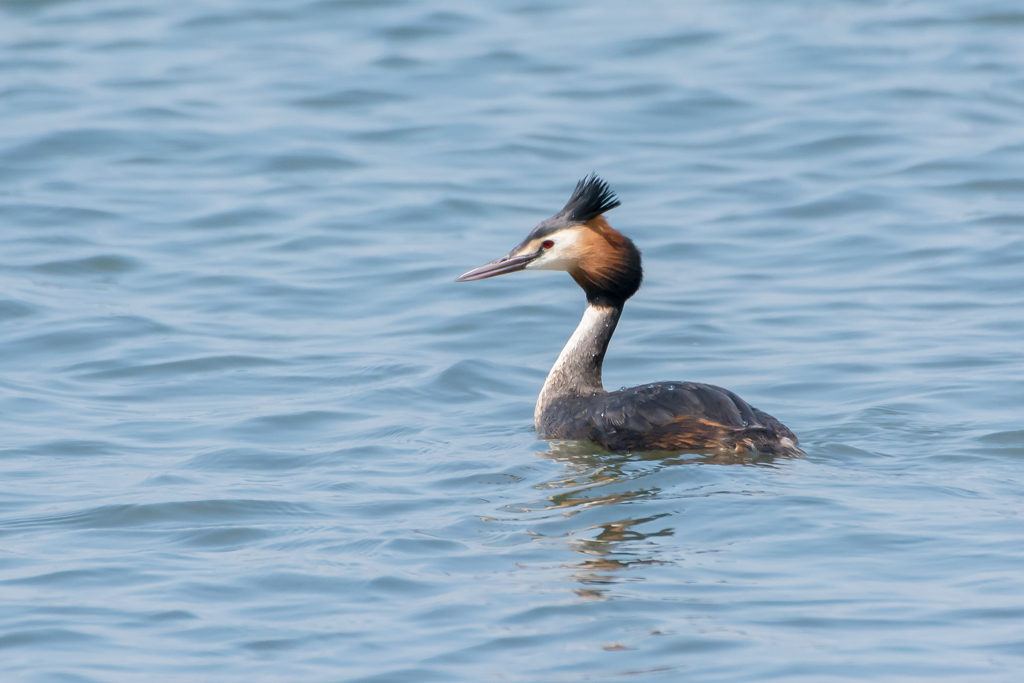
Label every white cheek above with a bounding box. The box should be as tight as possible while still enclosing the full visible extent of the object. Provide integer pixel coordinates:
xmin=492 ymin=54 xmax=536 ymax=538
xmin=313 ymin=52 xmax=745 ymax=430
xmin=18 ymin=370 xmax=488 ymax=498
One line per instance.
xmin=525 ymin=231 xmax=582 ymax=272
xmin=528 ymin=252 xmax=576 ymax=271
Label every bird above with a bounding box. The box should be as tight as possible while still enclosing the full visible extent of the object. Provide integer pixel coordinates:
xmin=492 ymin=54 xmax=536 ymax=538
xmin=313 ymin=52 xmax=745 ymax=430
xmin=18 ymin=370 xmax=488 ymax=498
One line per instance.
xmin=456 ymin=174 xmax=802 ymax=456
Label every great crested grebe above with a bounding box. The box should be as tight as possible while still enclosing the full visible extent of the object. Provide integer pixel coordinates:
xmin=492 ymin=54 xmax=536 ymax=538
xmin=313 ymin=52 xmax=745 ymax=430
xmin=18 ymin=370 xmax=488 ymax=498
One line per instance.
xmin=456 ymin=175 xmax=802 ymax=456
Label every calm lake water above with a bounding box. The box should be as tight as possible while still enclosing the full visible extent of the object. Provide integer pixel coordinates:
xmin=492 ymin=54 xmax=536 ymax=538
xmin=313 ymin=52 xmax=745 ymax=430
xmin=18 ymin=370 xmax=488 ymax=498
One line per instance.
xmin=2 ymin=1 xmax=1024 ymax=681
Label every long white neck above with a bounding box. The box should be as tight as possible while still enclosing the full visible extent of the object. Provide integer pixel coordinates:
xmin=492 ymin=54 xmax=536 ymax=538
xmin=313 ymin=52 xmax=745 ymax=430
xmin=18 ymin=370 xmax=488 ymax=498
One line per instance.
xmin=535 ymin=304 xmax=621 ymax=427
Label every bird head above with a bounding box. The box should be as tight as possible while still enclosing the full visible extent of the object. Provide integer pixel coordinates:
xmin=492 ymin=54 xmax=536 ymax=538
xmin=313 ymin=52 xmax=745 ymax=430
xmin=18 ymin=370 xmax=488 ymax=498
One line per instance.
xmin=456 ymin=174 xmax=642 ymax=307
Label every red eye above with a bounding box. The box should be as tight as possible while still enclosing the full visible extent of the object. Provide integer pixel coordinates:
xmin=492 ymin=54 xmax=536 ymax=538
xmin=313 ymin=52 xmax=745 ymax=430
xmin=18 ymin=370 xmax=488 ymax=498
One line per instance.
xmin=542 ymin=240 xmax=555 ymax=249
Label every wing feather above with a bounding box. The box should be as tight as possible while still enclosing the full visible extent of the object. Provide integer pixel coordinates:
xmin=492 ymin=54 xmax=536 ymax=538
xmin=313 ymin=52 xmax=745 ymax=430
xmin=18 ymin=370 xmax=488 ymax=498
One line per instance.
xmin=543 ymin=381 xmax=799 ymax=454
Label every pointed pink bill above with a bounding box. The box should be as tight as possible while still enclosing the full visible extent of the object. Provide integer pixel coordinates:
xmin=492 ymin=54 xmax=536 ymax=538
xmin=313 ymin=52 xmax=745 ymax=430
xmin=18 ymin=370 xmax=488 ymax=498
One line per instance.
xmin=455 ymin=251 xmax=540 ymax=282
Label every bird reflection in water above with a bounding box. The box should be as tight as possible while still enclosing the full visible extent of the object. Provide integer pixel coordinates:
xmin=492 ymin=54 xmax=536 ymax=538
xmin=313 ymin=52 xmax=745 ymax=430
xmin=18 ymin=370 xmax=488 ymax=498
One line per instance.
xmin=509 ymin=440 xmax=803 ymax=600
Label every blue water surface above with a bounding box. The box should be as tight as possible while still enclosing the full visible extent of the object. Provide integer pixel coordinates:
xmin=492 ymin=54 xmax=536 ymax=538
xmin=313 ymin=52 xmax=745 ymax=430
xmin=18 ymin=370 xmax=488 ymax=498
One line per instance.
xmin=2 ymin=0 xmax=1023 ymax=681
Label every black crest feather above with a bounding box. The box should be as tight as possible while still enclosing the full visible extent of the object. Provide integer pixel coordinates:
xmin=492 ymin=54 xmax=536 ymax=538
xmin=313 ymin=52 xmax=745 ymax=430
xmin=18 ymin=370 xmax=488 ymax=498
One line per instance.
xmin=559 ymin=174 xmax=621 ymax=223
